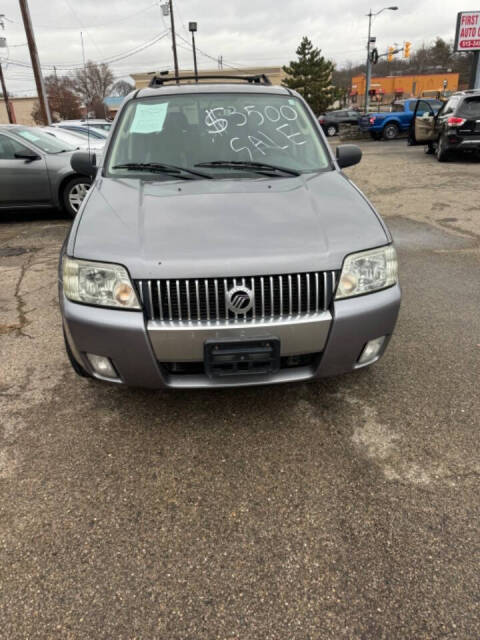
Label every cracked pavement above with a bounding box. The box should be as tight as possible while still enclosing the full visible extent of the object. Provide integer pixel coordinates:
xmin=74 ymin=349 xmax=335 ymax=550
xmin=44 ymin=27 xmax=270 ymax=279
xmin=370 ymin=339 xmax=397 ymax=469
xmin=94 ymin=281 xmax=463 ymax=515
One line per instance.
xmin=0 ymin=141 xmax=479 ymax=639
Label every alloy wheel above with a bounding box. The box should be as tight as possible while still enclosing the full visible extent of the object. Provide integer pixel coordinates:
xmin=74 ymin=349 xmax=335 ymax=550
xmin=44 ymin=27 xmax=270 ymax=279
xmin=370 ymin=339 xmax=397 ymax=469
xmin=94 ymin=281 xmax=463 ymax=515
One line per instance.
xmin=68 ymin=182 xmax=90 ymax=213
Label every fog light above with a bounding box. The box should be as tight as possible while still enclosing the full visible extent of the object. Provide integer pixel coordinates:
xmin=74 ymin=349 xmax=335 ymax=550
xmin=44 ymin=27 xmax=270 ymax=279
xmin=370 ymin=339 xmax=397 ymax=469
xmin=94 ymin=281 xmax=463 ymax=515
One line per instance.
xmin=86 ymin=353 xmax=118 ymax=378
xmin=357 ymin=336 xmax=386 ymax=366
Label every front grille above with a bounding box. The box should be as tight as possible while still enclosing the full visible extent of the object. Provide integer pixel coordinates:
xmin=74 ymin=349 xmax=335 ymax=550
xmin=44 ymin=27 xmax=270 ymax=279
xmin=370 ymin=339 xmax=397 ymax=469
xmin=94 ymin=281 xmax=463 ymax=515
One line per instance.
xmin=137 ymin=271 xmax=338 ymax=324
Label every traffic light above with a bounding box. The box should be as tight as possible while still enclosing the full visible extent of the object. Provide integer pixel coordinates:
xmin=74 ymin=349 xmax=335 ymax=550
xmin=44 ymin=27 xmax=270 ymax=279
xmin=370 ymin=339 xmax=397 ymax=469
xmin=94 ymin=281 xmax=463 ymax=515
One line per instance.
xmin=387 ymin=46 xmax=394 ymax=62
xmin=404 ymin=42 xmax=411 ymax=58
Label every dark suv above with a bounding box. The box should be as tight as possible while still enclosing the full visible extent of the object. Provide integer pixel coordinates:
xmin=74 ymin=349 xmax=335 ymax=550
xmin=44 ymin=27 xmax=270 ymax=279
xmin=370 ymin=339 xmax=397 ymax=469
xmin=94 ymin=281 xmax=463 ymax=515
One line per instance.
xmin=409 ymin=90 xmax=480 ymax=161
xmin=318 ymin=109 xmax=360 ymax=137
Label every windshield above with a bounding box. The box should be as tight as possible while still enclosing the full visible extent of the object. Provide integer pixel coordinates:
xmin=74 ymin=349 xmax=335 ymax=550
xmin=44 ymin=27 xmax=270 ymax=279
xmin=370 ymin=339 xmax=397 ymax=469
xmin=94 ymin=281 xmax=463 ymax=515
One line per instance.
xmin=15 ymin=128 xmax=77 ymax=153
xmin=106 ymin=93 xmax=330 ymax=178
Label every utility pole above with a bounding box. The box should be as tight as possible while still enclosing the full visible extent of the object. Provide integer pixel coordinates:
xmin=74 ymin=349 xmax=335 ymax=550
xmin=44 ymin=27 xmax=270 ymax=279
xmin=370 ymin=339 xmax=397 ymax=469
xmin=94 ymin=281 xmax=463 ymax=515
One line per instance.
xmin=167 ymin=0 xmax=179 ymax=79
xmin=0 ymin=61 xmax=14 ymax=123
xmin=0 ymin=16 xmax=14 ymax=123
xmin=18 ymin=0 xmax=51 ymax=124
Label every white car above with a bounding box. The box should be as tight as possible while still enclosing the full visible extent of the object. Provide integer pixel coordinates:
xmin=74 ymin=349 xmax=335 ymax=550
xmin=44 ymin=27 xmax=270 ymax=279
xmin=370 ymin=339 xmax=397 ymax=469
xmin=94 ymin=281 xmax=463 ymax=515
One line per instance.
xmin=59 ymin=119 xmax=112 ymax=132
xmin=42 ymin=126 xmax=105 ymax=152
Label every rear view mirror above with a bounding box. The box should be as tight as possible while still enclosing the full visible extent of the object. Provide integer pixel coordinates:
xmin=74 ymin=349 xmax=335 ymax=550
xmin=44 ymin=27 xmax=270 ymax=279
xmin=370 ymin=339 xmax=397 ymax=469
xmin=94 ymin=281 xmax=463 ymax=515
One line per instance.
xmin=336 ymin=144 xmax=362 ymax=169
xmin=14 ymin=150 xmax=40 ymax=162
xmin=71 ymin=151 xmax=97 ymax=179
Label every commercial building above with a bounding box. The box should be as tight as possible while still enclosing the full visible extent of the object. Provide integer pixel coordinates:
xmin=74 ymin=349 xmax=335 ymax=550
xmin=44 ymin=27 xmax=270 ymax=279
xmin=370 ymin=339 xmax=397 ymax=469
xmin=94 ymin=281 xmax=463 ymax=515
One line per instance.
xmin=131 ymin=66 xmax=286 ymax=89
xmin=0 ymin=95 xmax=37 ymax=125
xmin=350 ymin=72 xmax=460 ymax=104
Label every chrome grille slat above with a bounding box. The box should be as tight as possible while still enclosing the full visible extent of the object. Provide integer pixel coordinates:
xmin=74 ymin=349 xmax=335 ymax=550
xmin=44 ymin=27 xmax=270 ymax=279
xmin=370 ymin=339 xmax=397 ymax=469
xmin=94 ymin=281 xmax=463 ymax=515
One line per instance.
xmin=260 ymin=277 xmax=265 ymax=319
xmin=279 ymin=275 xmax=283 ymax=316
xmin=306 ymin=273 xmax=310 ymax=315
xmin=297 ymin=274 xmax=301 ymax=315
xmin=176 ymin=280 xmax=182 ymax=322
xmin=186 ymin=280 xmax=191 ymax=321
xmin=166 ymin=280 xmax=172 ymax=320
xmin=270 ymin=276 xmax=274 ymax=319
xmin=195 ymin=280 xmax=200 ymax=319
xmin=137 ymin=271 xmax=338 ymax=323
xmin=204 ymin=279 xmax=210 ymax=321
xmin=288 ymin=275 xmax=292 ymax=317
xmin=214 ymin=279 xmax=220 ymax=320
xmin=147 ymin=281 xmax=153 ymax=316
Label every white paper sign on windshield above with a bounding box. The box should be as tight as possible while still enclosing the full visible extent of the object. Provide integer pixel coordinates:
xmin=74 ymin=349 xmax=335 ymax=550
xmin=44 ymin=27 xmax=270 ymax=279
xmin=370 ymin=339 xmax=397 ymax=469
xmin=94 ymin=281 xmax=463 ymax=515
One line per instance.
xmin=131 ymin=103 xmax=168 ymax=133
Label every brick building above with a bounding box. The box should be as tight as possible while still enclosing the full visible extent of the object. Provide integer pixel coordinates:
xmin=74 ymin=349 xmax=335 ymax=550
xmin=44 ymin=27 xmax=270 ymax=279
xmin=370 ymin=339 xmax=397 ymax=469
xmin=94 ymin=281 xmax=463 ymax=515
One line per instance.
xmin=350 ymin=72 xmax=460 ymax=104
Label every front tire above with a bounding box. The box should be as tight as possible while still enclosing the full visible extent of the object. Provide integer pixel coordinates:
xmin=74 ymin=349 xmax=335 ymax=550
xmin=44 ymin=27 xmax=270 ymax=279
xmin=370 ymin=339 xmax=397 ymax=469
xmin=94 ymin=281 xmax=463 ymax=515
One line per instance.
xmin=326 ymin=125 xmax=338 ymax=137
xmin=383 ymin=123 xmax=399 ymax=140
xmin=62 ymin=176 xmax=91 ymax=218
xmin=435 ymin=136 xmax=450 ymax=162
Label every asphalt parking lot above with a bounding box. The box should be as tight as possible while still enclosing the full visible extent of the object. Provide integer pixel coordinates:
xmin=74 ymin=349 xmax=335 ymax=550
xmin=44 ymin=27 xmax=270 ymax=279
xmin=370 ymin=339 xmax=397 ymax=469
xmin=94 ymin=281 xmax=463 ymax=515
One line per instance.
xmin=1 ymin=139 xmax=479 ymax=639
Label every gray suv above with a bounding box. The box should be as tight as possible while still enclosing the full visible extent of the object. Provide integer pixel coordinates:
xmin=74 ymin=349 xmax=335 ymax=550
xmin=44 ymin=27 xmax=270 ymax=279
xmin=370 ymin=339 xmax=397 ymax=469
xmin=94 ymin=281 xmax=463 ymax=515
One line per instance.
xmin=59 ymin=75 xmax=400 ymax=389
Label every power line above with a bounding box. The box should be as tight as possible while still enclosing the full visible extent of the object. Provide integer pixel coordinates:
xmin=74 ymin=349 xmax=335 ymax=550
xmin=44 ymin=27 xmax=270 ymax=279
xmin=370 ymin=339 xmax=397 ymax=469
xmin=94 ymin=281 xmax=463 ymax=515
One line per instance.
xmin=3 ymin=2 xmax=159 ymax=31
xmin=3 ymin=31 xmax=170 ymax=71
xmin=175 ymin=32 xmax=240 ymax=70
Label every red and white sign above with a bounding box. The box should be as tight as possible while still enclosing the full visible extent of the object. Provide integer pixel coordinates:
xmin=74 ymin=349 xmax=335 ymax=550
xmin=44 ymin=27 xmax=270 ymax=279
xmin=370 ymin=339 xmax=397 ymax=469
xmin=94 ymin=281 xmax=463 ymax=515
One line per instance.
xmin=455 ymin=11 xmax=480 ymax=51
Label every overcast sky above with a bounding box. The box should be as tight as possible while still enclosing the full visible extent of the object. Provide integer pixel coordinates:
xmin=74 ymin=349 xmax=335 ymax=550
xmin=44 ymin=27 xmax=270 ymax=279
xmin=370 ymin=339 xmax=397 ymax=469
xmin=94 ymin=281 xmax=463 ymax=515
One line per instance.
xmin=0 ymin=0 xmax=477 ymax=94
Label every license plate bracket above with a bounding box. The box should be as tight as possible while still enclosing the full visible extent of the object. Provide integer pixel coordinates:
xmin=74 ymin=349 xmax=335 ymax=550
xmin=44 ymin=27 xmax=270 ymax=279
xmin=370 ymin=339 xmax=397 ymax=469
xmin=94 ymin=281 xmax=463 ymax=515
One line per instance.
xmin=204 ymin=338 xmax=280 ymax=378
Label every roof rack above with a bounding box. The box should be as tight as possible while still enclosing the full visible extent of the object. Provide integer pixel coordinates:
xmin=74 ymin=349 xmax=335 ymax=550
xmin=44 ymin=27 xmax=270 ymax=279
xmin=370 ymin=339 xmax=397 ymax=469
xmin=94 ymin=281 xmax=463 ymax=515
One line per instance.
xmin=148 ymin=74 xmax=272 ymax=88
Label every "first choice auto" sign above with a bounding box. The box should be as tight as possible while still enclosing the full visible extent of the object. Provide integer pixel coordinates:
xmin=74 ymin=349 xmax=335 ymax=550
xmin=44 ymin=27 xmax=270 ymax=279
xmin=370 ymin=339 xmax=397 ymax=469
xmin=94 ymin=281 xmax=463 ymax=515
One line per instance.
xmin=455 ymin=11 xmax=480 ymax=51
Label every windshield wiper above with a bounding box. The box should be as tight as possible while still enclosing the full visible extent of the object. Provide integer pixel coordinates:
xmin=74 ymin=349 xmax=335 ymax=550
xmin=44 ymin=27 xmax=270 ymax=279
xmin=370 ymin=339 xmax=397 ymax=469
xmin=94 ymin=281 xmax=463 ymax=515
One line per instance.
xmin=195 ymin=160 xmax=301 ymax=177
xmin=112 ymin=162 xmax=212 ymax=180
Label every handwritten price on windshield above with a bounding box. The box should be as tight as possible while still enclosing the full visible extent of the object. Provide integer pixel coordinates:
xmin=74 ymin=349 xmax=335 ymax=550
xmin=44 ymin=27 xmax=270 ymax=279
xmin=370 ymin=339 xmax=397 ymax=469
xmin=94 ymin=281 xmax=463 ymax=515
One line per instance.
xmin=204 ymin=104 xmax=299 ymax=135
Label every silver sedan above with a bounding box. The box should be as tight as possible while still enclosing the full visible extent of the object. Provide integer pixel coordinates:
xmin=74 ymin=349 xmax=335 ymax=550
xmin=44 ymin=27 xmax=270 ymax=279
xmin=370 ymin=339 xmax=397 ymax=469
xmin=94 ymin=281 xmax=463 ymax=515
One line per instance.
xmin=0 ymin=125 xmax=92 ymax=217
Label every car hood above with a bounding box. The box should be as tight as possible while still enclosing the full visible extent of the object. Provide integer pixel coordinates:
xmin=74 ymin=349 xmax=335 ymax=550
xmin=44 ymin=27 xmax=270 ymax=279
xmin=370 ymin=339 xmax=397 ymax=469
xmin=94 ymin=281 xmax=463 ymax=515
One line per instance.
xmin=72 ymin=171 xmax=390 ymax=279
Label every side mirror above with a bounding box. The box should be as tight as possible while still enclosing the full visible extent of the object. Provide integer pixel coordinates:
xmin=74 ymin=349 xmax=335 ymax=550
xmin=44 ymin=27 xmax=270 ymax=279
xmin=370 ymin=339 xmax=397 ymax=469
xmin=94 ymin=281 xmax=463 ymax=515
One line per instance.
xmin=336 ymin=144 xmax=362 ymax=169
xmin=14 ymin=150 xmax=40 ymax=162
xmin=71 ymin=151 xmax=97 ymax=179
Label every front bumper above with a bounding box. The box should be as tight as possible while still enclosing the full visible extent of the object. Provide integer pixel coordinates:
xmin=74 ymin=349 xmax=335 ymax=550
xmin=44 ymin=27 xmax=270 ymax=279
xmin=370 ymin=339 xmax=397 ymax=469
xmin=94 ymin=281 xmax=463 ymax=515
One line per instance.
xmin=62 ymin=285 xmax=401 ymax=389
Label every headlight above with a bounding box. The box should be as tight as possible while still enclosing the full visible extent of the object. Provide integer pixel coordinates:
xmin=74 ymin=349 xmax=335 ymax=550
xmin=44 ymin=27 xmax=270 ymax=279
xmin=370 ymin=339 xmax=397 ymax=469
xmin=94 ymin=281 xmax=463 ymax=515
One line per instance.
xmin=63 ymin=257 xmax=141 ymax=309
xmin=336 ymin=245 xmax=398 ymax=299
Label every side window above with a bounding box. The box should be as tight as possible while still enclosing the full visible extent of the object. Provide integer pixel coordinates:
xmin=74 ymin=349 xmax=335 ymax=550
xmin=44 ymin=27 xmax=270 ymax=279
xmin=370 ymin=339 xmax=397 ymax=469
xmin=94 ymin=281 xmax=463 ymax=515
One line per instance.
xmin=415 ymin=101 xmax=434 ymax=117
xmin=0 ymin=135 xmax=30 ymax=160
xmin=443 ymin=97 xmax=459 ymax=115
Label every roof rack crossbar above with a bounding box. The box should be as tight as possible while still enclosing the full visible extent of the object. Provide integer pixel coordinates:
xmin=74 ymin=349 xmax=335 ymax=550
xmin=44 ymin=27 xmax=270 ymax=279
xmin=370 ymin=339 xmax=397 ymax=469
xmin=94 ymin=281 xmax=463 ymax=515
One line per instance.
xmin=148 ymin=74 xmax=272 ymax=87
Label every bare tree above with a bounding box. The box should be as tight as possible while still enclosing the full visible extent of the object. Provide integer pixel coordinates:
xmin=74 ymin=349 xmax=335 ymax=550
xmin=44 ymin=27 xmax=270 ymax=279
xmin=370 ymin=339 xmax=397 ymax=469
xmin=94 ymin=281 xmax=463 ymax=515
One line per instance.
xmin=111 ymin=79 xmax=134 ymax=97
xmin=73 ymin=61 xmax=114 ymax=117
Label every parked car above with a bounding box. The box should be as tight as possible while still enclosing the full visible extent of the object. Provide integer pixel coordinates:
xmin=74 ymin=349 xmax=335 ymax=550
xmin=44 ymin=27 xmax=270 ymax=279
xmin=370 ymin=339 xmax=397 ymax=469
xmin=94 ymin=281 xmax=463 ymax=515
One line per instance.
xmin=41 ymin=126 xmax=105 ymax=152
xmin=408 ymin=90 xmax=480 ymax=161
xmin=318 ymin=109 xmax=361 ymax=137
xmin=0 ymin=125 xmax=91 ymax=217
xmin=53 ymin=123 xmax=108 ymax=140
xmin=59 ymin=118 xmax=112 ymax=132
xmin=359 ymin=98 xmax=443 ymax=140
xmin=59 ymin=74 xmax=400 ymax=389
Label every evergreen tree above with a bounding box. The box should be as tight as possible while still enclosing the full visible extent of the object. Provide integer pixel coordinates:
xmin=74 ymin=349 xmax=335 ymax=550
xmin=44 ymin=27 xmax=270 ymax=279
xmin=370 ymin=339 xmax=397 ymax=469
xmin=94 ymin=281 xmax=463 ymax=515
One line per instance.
xmin=283 ymin=37 xmax=339 ymax=114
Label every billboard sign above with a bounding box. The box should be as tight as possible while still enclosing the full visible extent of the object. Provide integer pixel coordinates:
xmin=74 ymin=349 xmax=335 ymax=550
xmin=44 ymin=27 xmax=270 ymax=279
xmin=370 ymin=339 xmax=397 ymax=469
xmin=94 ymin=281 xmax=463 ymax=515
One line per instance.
xmin=454 ymin=11 xmax=480 ymax=51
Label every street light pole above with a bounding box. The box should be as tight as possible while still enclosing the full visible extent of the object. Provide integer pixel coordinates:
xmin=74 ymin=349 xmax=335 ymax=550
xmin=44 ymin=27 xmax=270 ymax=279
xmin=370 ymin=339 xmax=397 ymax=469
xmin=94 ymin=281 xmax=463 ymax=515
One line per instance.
xmin=365 ymin=10 xmax=373 ymax=113
xmin=189 ymin=22 xmax=198 ymax=81
xmin=364 ymin=6 xmax=398 ymax=113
